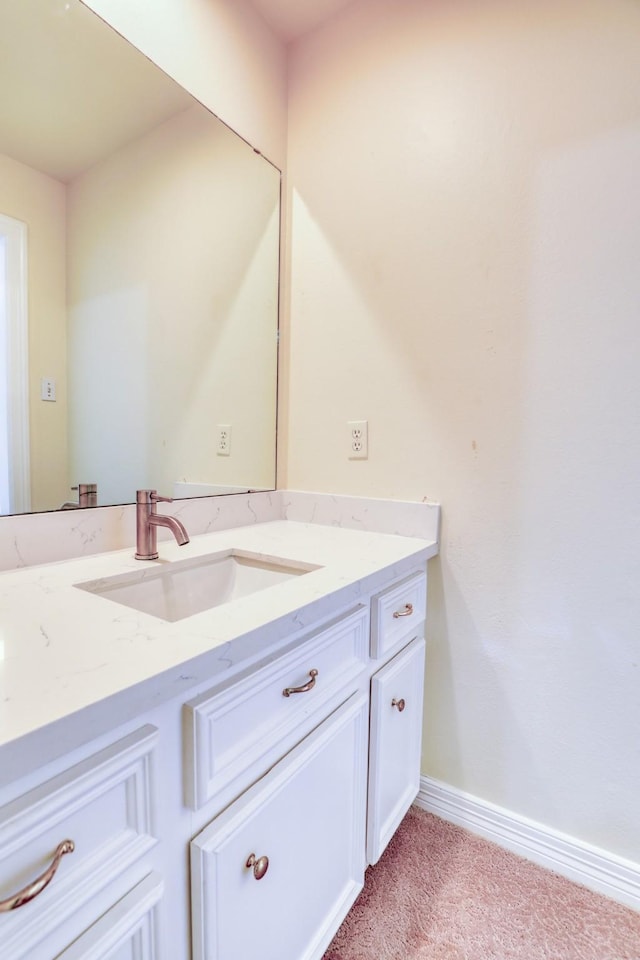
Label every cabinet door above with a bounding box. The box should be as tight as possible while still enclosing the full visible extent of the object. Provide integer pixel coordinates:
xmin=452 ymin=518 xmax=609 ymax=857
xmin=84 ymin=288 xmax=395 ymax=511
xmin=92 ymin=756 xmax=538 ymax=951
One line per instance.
xmin=367 ymin=638 xmax=425 ymax=865
xmin=191 ymin=694 xmax=368 ymax=960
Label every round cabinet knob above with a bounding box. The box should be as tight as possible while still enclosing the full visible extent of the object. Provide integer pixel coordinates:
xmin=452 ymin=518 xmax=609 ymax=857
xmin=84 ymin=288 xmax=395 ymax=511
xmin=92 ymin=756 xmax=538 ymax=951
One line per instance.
xmin=391 ymin=698 xmax=406 ymax=712
xmin=246 ymin=853 xmax=270 ymax=880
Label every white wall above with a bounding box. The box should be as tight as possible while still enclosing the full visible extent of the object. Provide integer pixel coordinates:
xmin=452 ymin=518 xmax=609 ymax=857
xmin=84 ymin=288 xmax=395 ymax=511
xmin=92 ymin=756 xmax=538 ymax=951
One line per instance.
xmin=0 ymin=153 xmax=68 ymax=512
xmin=83 ymin=0 xmax=287 ymax=169
xmin=286 ymin=0 xmax=640 ymax=862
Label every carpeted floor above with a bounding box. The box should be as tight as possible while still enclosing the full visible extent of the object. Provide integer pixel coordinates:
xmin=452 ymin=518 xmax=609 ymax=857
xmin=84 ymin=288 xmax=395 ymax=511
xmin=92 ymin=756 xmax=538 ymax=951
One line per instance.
xmin=324 ymin=806 xmax=640 ymax=960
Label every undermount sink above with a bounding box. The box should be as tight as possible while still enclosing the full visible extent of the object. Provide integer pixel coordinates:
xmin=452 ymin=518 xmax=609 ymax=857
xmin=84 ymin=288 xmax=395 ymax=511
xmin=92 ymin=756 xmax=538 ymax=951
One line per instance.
xmin=75 ymin=550 xmax=319 ymax=622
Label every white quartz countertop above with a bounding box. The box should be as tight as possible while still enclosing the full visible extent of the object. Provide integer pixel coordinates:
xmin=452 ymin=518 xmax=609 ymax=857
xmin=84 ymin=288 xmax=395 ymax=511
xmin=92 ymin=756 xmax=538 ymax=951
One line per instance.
xmin=0 ymin=521 xmax=436 ymax=765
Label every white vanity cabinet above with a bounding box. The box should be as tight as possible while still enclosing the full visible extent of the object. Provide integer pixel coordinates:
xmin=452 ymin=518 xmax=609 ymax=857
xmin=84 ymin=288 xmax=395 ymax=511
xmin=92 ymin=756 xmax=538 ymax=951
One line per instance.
xmin=186 ymin=604 xmax=371 ymax=960
xmin=187 ymin=568 xmax=428 ymax=960
xmin=0 ymin=555 xmax=430 ymax=960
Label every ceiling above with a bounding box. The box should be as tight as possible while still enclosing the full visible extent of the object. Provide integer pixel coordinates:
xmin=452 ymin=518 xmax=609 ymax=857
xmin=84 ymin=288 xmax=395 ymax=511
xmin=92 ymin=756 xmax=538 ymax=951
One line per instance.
xmin=0 ymin=0 xmax=193 ymax=182
xmin=247 ymin=0 xmax=355 ymax=42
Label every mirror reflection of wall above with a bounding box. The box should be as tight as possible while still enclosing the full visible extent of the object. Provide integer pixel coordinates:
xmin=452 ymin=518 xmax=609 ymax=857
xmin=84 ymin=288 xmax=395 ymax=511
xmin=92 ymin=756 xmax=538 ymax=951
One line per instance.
xmin=0 ymin=0 xmax=280 ymax=516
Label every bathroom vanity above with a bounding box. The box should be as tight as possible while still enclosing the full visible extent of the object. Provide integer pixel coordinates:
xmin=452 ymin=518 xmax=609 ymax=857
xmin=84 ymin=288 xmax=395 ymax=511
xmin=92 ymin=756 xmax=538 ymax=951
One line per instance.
xmin=0 ymin=518 xmax=437 ymax=960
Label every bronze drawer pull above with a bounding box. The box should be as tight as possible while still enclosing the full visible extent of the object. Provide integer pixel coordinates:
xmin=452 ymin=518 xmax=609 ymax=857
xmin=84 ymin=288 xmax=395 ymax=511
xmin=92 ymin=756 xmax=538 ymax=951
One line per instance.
xmin=246 ymin=853 xmax=270 ymax=880
xmin=0 ymin=840 xmax=75 ymax=912
xmin=391 ymin=698 xmax=406 ymax=712
xmin=282 ymin=668 xmax=318 ymax=698
xmin=393 ymin=603 xmax=414 ymax=619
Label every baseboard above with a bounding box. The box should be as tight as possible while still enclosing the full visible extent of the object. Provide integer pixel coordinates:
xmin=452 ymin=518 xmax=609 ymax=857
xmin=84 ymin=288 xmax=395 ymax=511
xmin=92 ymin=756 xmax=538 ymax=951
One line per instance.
xmin=415 ymin=776 xmax=640 ymax=912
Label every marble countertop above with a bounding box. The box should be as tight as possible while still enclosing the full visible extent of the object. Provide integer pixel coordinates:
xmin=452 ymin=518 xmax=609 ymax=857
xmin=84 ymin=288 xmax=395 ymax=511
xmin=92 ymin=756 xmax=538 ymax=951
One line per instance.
xmin=0 ymin=520 xmax=436 ymax=776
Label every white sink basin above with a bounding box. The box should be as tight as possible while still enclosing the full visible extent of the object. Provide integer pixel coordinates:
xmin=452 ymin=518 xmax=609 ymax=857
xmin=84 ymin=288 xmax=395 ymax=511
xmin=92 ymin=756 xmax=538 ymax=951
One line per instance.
xmin=75 ymin=550 xmax=319 ymax=622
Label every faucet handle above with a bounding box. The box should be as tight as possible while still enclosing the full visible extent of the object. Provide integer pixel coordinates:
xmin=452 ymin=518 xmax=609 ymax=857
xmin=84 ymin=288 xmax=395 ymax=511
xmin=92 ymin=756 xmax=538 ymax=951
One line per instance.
xmin=136 ymin=489 xmax=173 ymax=505
xmin=150 ymin=491 xmax=173 ymax=504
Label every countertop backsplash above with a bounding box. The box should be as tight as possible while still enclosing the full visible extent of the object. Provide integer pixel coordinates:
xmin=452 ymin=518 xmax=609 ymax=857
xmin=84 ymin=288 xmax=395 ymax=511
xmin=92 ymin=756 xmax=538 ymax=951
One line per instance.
xmin=0 ymin=490 xmax=440 ymax=572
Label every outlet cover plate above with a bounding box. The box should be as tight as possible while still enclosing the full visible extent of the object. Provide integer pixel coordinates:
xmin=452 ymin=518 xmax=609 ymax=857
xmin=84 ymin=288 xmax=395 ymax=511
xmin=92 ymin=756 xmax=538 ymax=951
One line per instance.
xmin=216 ymin=424 xmax=231 ymax=456
xmin=348 ymin=420 xmax=368 ymax=459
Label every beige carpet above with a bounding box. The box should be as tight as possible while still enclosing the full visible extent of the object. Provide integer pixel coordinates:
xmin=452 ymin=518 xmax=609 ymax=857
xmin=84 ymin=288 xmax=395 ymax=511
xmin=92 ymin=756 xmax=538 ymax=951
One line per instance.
xmin=324 ymin=807 xmax=640 ymax=959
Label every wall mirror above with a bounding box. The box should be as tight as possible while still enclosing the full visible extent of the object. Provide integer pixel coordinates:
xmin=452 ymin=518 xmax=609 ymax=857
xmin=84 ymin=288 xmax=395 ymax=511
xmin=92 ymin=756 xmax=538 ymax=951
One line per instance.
xmin=0 ymin=0 xmax=280 ymax=516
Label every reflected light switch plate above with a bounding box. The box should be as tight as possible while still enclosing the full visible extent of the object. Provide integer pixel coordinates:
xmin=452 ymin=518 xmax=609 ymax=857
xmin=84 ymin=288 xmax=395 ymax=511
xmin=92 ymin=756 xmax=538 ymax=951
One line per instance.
xmin=41 ymin=378 xmax=56 ymax=401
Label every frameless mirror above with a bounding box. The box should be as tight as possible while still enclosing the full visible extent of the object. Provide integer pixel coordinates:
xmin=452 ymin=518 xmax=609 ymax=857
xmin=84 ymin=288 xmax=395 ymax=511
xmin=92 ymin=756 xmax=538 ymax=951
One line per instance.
xmin=0 ymin=0 xmax=280 ymax=516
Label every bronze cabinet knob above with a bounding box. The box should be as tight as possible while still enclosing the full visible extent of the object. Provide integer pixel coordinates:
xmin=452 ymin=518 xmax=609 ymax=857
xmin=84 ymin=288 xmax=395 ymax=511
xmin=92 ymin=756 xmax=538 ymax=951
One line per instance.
xmin=246 ymin=853 xmax=270 ymax=880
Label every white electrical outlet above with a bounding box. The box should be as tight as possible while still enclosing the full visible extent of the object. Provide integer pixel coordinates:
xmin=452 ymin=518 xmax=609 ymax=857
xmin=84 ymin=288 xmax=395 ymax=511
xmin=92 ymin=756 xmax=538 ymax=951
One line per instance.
xmin=216 ymin=424 xmax=231 ymax=456
xmin=348 ymin=420 xmax=368 ymax=459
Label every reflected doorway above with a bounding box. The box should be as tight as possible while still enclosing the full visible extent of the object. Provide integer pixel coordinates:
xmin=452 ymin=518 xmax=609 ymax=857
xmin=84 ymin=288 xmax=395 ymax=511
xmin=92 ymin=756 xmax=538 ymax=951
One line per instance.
xmin=0 ymin=213 xmax=30 ymax=514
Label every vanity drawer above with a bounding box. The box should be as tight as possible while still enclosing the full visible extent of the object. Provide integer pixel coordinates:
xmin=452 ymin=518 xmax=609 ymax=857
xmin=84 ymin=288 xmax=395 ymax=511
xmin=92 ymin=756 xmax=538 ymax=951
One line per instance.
xmin=185 ymin=605 xmax=368 ymax=810
xmin=370 ymin=571 xmax=427 ymax=659
xmin=191 ymin=692 xmax=368 ymax=960
xmin=56 ymin=872 xmax=163 ymax=960
xmin=0 ymin=726 xmax=158 ymax=960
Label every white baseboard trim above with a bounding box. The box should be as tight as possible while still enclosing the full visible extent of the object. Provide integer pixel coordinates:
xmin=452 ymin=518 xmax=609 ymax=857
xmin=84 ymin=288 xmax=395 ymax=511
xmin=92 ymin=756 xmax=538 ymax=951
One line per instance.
xmin=415 ymin=776 xmax=640 ymax=912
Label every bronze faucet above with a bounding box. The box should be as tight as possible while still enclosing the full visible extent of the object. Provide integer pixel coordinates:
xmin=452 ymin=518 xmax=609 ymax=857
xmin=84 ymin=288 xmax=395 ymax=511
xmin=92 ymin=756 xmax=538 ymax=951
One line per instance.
xmin=135 ymin=490 xmax=190 ymax=560
xmin=60 ymin=483 xmax=98 ymax=509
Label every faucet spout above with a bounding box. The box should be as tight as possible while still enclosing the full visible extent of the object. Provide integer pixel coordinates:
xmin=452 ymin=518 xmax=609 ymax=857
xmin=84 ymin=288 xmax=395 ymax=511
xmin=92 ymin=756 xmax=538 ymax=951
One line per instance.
xmin=135 ymin=489 xmax=190 ymax=560
xmin=149 ymin=513 xmax=190 ymax=546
